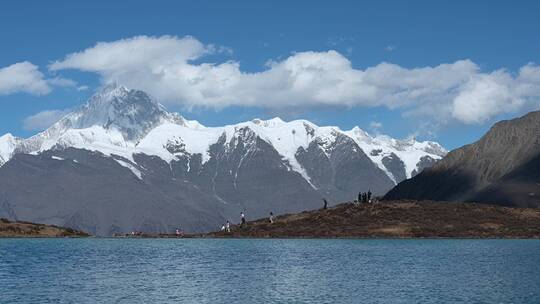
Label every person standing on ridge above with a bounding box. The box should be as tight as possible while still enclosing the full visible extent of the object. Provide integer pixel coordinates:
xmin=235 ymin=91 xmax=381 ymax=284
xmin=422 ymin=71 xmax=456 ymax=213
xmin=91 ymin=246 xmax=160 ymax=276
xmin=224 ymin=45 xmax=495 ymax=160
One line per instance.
xmin=323 ymin=199 xmax=328 ymax=210
xmin=226 ymin=221 xmax=231 ymax=232
xmin=367 ymin=189 xmax=372 ymax=203
xmin=269 ymin=212 xmax=274 ymax=224
xmin=240 ymin=212 xmax=246 ymax=228
xmin=358 ymin=192 xmax=362 ymax=203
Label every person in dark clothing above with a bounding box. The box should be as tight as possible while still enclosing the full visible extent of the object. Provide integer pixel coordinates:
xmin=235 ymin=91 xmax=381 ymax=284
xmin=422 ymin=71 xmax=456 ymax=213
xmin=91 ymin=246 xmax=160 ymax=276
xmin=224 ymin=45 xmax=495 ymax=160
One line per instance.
xmin=240 ymin=212 xmax=246 ymax=228
xmin=367 ymin=190 xmax=372 ymax=202
xmin=358 ymin=192 xmax=362 ymax=203
xmin=363 ymin=192 xmax=367 ymax=203
xmin=323 ymin=199 xmax=328 ymax=210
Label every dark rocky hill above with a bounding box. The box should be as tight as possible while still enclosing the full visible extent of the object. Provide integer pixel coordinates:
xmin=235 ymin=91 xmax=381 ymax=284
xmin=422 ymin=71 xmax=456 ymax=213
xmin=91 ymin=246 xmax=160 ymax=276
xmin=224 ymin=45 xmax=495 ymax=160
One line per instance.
xmin=384 ymin=110 xmax=540 ymax=207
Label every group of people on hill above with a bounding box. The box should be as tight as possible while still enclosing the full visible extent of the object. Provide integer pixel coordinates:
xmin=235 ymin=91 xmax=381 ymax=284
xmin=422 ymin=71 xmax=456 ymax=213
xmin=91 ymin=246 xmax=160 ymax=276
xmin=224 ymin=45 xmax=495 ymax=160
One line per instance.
xmin=220 ymin=212 xmax=245 ymax=232
xmin=358 ymin=190 xmax=372 ymax=203
xmin=217 ymin=189 xmax=374 ymax=233
xmin=220 ymin=220 xmax=231 ymax=232
xmin=220 ymin=211 xmax=276 ymax=233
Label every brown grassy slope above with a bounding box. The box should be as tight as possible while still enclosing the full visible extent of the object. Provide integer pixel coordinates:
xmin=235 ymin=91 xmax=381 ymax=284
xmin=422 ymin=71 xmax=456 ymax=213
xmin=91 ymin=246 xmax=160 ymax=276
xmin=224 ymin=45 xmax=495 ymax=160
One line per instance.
xmin=0 ymin=218 xmax=90 ymax=237
xmin=207 ymin=200 xmax=540 ymax=238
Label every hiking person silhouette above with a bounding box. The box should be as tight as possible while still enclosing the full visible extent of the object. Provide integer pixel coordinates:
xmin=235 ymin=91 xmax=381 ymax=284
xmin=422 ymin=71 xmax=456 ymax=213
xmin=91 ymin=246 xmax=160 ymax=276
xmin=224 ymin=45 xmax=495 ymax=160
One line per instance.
xmin=269 ymin=212 xmax=274 ymax=224
xmin=323 ymin=199 xmax=328 ymax=210
xmin=240 ymin=212 xmax=246 ymax=228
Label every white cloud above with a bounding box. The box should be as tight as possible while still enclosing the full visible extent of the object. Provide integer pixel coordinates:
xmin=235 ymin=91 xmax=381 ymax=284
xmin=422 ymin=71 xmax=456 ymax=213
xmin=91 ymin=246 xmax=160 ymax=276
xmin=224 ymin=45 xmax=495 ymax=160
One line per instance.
xmin=46 ymin=77 xmax=78 ymax=88
xmin=23 ymin=109 xmax=69 ymax=131
xmin=0 ymin=62 xmax=81 ymax=97
xmin=369 ymin=121 xmax=383 ymax=130
xmin=452 ymin=71 xmax=522 ymax=124
xmin=49 ymin=35 xmax=209 ymax=73
xmin=0 ymin=62 xmax=51 ymax=95
xmin=49 ymin=35 xmax=540 ymax=125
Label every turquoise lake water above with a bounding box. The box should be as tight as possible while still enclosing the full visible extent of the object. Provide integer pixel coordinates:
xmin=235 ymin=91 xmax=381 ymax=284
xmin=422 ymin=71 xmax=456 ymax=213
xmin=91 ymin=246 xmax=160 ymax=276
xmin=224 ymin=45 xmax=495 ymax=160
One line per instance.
xmin=1 ymin=239 xmax=539 ymax=303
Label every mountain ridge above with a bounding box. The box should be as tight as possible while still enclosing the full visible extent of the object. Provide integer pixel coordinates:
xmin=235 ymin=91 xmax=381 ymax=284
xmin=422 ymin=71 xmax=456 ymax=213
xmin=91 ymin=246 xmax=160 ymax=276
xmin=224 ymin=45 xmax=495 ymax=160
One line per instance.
xmin=0 ymin=84 xmax=446 ymax=185
xmin=0 ymin=85 xmax=446 ymax=235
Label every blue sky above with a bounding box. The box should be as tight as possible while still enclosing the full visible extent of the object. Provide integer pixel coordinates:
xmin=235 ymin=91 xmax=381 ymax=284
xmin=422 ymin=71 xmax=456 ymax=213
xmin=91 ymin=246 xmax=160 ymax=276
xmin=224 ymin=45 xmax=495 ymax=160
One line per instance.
xmin=1 ymin=1 xmax=539 ymax=149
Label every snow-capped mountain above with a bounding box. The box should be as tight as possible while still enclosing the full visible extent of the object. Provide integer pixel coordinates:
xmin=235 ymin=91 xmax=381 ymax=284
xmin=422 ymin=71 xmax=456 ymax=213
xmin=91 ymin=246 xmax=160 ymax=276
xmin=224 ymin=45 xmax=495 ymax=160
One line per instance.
xmin=0 ymin=85 xmax=446 ymax=235
xmin=1 ymin=84 xmax=445 ymax=183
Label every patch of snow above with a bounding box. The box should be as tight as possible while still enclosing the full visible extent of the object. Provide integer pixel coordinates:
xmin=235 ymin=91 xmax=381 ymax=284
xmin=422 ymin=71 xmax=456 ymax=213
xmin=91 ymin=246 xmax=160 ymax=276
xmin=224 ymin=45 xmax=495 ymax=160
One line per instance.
xmin=138 ymin=123 xmax=222 ymax=163
xmin=51 ymin=156 xmax=64 ymax=161
xmin=114 ymin=158 xmax=143 ymax=180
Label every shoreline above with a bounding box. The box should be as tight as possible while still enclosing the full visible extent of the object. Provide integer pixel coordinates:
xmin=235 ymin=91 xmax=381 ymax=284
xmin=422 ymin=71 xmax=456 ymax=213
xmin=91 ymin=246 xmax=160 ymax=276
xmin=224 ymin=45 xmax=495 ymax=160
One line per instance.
xmin=4 ymin=200 xmax=540 ymax=239
xmin=3 ymin=236 xmax=540 ymax=240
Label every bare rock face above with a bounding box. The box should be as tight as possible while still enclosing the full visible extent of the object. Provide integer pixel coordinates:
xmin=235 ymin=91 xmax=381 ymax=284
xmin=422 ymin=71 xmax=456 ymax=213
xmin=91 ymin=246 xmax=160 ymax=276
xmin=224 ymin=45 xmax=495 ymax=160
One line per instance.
xmin=385 ymin=110 xmax=540 ymax=207
xmin=382 ymin=153 xmax=407 ymax=182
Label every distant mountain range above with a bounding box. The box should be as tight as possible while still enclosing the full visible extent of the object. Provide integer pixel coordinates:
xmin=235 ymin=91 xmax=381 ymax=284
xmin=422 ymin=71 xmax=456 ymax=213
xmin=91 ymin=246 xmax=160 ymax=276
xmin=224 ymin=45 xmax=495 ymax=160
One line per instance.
xmin=385 ymin=110 xmax=540 ymax=207
xmin=0 ymin=84 xmax=445 ymax=235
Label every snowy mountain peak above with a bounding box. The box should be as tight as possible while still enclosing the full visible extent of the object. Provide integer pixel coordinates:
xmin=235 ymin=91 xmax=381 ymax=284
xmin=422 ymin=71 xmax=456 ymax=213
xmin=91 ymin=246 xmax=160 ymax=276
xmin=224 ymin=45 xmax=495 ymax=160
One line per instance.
xmin=52 ymin=84 xmax=185 ymax=141
xmin=349 ymin=126 xmax=372 ymax=142
xmin=0 ymin=133 xmax=21 ymax=165
xmin=94 ymin=82 xmax=130 ymax=99
xmin=252 ymin=117 xmax=286 ymax=127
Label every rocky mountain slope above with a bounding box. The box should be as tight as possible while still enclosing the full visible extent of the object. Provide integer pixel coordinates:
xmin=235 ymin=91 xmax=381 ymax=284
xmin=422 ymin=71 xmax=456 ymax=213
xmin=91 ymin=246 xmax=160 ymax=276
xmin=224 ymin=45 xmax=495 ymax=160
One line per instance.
xmin=384 ymin=110 xmax=540 ymax=207
xmin=0 ymin=84 xmax=445 ymax=235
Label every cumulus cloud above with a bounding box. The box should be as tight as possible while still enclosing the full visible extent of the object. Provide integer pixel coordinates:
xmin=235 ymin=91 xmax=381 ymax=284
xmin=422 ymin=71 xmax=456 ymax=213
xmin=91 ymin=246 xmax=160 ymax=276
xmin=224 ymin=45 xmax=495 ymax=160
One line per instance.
xmin=452 ymin=72 xmax=520 ymax=124
xmin=0 ymin=62 xmax=82 ymax=97
xmin=49 ymin=35 xmax=540 ymax=125
xmin=0 ymin=62 xmax=51 ymax=95
xmin=23 ymin=109 xmax=69 ymax=131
